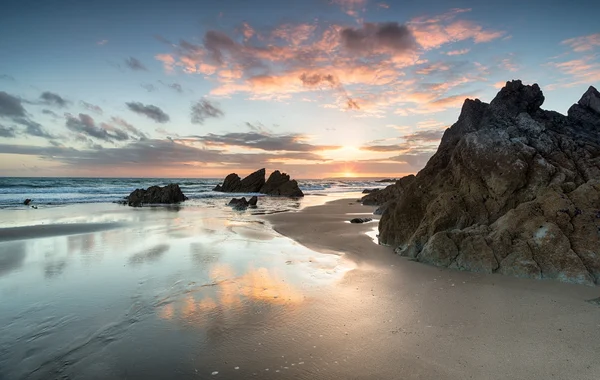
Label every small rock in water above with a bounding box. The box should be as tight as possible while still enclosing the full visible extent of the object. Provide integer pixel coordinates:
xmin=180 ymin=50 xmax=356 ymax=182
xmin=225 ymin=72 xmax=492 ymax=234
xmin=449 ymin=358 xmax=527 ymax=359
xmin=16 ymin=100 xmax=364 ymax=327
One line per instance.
xmin=350 ymin=218 xmax=372 ymax=224
xmin=24 ymin=199 xmax=32 ymax=206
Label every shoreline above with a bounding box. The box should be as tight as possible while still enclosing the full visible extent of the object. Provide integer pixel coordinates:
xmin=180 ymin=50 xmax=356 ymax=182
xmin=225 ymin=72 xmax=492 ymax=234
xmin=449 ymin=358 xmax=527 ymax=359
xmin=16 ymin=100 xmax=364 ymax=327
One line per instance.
xmin=265 ymin=197 xmax=600 ymax=380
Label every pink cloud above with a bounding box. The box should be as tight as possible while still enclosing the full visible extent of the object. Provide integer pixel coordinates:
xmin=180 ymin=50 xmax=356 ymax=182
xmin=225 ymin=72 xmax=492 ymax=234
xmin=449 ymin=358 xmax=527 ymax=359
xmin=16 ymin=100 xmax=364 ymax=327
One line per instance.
xmin=409 ymin=14 xmax=504 ymax=50
xmin=272 ymin=23 xmax=317 ymax=46
xmin=332 ymin=0 xmax=368 ymax=18
xmin=446 ymin=48 xmax=470 ymax=56
xmin=562 ymin=33 xmax=600 ymax=52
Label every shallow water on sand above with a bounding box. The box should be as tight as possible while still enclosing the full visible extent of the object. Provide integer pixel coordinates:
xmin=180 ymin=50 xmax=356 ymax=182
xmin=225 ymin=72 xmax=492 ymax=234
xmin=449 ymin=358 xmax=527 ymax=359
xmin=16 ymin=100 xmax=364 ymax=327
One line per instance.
xmin=0 ymin=199 xmax=355 ymax=379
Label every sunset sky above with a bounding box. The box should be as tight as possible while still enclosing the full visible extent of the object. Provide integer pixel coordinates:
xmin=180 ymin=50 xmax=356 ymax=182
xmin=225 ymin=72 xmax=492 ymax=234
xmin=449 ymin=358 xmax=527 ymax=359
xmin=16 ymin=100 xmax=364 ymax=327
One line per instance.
xmin=0 ymin=0 xmax=598 ymax=178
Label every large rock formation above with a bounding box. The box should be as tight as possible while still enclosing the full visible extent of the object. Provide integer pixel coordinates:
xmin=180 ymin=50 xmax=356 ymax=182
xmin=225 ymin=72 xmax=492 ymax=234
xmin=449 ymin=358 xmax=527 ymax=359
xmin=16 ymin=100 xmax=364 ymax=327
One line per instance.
xmin=126 ymin=184 xmax=188 ymax=207
xmin=374 ymin=80 xmax=600 ymax=286
xmin=214 ymin=169 xmax=304 ymax=197
xmin=213 ymin=168 xmax=265 ymax=192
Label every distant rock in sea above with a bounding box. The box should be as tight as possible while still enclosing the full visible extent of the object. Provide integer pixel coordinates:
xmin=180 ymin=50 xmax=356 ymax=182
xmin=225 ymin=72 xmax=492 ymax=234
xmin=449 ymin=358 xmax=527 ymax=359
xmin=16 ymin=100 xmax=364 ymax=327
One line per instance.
xmin=227 ymin=195 xmax=258 ymax=210
xmin=371 ymin=80 xmax=600 ymax=286
xmin=126 ymin=184 xmax=188 ymax=207
xmin=214 ymin=168 xmax=304 ymax=197
xmin=376 ymin=178 xmax=397 ymax=183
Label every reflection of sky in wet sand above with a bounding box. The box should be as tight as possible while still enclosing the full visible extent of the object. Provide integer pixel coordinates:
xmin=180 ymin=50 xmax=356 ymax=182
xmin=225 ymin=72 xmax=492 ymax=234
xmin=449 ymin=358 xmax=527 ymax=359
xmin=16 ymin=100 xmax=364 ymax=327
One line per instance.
xmin=0 ymin=201 xmax=354 ymax=379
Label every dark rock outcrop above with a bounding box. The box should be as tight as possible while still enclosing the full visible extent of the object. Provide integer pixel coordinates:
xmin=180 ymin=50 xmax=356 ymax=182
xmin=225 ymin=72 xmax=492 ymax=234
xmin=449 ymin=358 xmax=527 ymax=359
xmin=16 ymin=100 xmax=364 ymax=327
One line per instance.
xmin=362 ymin=189 xmax=377 ymax=194
xmin=126 ymin=184 xmax=187 ymax=207
xmin=248 ymin=195 xmax=258 ymax=206
xmin=361 ymin=176 xmax=415 ymax=206
xmin=23 ymin=199 xmax=32 ymax=206
xmin=214 ymin=169 xmax=304 ymax=197
xmin=376 ymin=178 xmax=397 ymax=183
xmin=228 ymin=197 xmax=250 ymax=210
xmin=376 ymin=80 xmax=600 ymax=286
xmin=350 ymin=218 xmax=372 ymax=224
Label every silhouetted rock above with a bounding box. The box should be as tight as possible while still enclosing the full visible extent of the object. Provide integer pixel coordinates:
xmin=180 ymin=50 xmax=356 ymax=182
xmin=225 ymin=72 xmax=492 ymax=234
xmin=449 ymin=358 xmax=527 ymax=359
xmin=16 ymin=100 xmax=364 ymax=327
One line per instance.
xmin=376 ymin=178 xmax=397 ymax=183
xmin=214 ymin=169 xmax=304 ymax=197
xmin=248 ymin=195 xmax=258 ymax=206
xmin=377 ymin=80 xmax=600 ymax=285
xmin=23 ymin=199 xmax=32 ymax=206
xmin=213 ymin=173 xmax=242 ymax=192
xmin=350 ymin=218 xmax=372 ymax=224
xmin=228 ymin=197 xmax=250 ymax=210
xmin=127 ymin=184 xmax=187 ymax=207
xmin=362 ymin=189 xmax=377 ymax=194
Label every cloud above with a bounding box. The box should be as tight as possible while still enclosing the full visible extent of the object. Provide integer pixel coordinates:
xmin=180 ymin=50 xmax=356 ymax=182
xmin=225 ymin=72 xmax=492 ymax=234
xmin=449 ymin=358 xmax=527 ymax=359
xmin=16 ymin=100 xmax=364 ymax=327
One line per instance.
xmin=126 ymin=102 xmax=170 ymax=123
xmin=190 ymin=99 xmax=224 ymax=124
xmin=403 ymin=129 xmax=445 ymax=142
xmin=40 ymin=91 xmax=69 ymax=108
xmin=562 ymin=33 xmax=600 ymax=52
xmin=66 ymin=113 xmax=130 ymax=142
xmin=0 ymin=124 xmax=16 ymax=138
xmin=409 ymin=10 xmax=504 ymax=50
xmin=446 ymin=48 xmax=470 ymax=56
xmin=141 ymin=83 xmax=157 ymax=92
xmin=332 ymin=0 xmax=367 ymax=18
xmin=0 ymin=74 xmax=15 ymax=81
xmin=188 ymin=131 xmax=341 ymax=152
xmin=340 ymin=22 xmax=417 ymax=55
xmin=548 ymin=56 xmax=600 ymax=87
xmin=14 ymin=117 xmax=55 ymax=139
xmin=97 ymin=39 xmax=108 ymax=45
xmin=110 ymin=117 xmax=148 ymax=139
xmin=161 ymin=81 xmax=183 ymax=93
xmin=0 ymin=138 xmax=328 ymax=172
xmin=360 ymin=144 xmax=403 ymax=152
xmin=80 ymin=101 xmax=103 ymax=115
xmin=42 ymin=109 xmax=59 ymax=117
xmin=124 ymin=57 xmax=148 ymax=71
xmin=0 ymin=91 xmax=26 ymax=117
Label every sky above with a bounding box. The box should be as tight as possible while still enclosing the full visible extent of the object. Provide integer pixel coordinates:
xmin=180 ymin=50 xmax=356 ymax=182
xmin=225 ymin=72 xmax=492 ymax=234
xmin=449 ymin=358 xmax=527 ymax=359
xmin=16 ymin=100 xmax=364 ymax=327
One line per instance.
xmin=0 ymin=0 xmax=599 ymax=179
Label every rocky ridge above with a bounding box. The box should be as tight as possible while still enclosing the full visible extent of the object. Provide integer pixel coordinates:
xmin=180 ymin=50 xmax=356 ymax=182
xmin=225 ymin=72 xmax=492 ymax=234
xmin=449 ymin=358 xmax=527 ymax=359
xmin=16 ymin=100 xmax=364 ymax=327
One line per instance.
xmin=126 ymin=184 xmax=188 ymax=207
xmin=369 ymin=81 xmax=600 ymax=285
xmin=214 ymin=168 xmax=304 ymax=197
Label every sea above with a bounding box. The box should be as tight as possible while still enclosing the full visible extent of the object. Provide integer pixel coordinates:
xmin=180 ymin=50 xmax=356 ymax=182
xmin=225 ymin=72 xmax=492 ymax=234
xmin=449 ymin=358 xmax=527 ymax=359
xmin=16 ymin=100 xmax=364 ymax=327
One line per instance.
xmin=0 ymin=177 xmax=390 ymax=209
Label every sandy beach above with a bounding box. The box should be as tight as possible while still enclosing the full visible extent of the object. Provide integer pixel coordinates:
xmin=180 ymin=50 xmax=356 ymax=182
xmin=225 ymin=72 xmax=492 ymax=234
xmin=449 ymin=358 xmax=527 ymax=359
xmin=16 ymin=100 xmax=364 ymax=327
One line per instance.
xmin=266 ymin=198 xmax=600 ymax=380
xmin=0 ymin=196 xmax=599 ymax=379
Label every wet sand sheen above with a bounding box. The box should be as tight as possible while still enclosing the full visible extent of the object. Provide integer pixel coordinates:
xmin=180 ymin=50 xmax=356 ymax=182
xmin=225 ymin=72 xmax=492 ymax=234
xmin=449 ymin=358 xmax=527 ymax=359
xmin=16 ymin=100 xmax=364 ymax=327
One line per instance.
xmin=264 ymin=198 xmax=600 ymax=380
xmin=0 ymin=197 xmax=599 ymax=379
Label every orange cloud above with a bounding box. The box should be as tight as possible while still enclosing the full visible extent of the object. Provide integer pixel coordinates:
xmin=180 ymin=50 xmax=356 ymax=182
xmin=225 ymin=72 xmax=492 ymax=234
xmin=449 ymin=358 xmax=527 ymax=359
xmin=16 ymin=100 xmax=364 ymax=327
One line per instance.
xmin=562 ymin=33 xmax=600 ymax=52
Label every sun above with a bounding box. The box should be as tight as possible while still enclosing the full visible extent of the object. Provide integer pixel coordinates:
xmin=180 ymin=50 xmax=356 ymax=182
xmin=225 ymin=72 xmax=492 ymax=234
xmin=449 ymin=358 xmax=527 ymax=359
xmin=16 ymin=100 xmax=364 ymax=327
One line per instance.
xmin=342 ymin=171 xmax=356 ymax=178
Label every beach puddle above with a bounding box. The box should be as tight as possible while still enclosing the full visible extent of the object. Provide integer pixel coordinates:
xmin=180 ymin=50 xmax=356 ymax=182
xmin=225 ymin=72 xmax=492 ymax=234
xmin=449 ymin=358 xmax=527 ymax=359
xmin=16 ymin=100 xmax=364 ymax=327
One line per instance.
xmin=0 ymin=203 xmax=353 ymax=379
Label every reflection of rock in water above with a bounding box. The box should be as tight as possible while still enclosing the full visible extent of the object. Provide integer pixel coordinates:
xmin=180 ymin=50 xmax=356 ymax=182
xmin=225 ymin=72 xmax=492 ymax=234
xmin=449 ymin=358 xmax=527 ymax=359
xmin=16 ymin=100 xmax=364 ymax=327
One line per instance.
xmin=44 ymin=259 xmax=67 ymax=278
xmin=128 ymin=244 xmax=169 ymax=265
xmin=0 ymin=241 xmax=26 ymax=277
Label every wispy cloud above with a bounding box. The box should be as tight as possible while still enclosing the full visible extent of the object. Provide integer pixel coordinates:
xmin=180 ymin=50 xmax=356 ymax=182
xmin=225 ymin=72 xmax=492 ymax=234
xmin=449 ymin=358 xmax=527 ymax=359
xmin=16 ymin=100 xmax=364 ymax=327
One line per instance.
xmin=40 ymin=91 xmax=69 ymax=108
xmin=124 ymin=57 xmax=148 ymax=71
xmin=187 ymin=131 xmax=341 ymax=152
xmin=80 ymin=101 xmax=103 ymax=115
xmin=66 ymin=113 xmax=129 ymax=142
xmin=0 ymin=91 xmax=26 ymax=117
xmin=0 ymin=124 xmax=17 ymax=138
xmin=446 ymin=48 xmax=470 ymax=56
xmin=97 ymin=39 xmax=108 ymax=45
xmin=190 ymin=99 xmax=224 ymax=124
xmin=562 ymin=33 xmax=600 ymax=52
xmin=126 ymin=102 xmax=170 ymax=123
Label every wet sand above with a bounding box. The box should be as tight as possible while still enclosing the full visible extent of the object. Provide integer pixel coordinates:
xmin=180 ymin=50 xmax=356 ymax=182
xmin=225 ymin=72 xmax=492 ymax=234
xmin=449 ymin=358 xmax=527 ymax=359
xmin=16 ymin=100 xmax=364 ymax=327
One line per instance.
xmin=265 ymin=198 xmax=600 ymax=380
xmin=1 ymin=196 xmax=599 ymax=379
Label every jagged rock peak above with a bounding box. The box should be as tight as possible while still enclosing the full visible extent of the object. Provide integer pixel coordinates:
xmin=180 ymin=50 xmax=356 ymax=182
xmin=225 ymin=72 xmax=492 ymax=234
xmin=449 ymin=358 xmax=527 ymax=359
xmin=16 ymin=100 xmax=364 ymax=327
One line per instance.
xmin=490 ymin=80 xmax=544 ymax=116
xmin=578 ymin=85 xmax=600 ymax=114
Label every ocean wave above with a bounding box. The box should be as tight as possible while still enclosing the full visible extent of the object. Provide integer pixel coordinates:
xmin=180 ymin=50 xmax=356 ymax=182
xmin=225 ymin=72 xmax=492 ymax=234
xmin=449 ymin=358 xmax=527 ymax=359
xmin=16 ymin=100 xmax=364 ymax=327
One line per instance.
xmin=0 ymin=178 xmax=388 ymax=208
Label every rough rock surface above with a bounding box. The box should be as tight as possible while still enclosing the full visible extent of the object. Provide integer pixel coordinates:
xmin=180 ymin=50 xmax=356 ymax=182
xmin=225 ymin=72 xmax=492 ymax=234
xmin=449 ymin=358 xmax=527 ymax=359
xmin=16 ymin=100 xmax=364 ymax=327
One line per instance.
xmin=214 ymin=169 xmax=304 ymax=197
xmin=127 ymin=184 xmax=187 ymax=207
xmin=376 ymin=80 xmax=600 ymax=286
